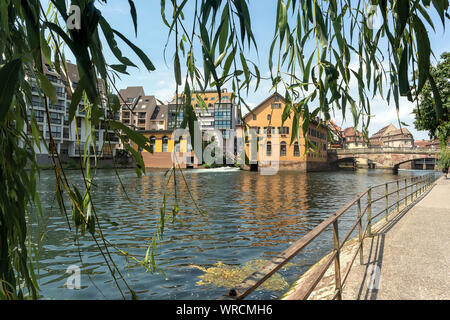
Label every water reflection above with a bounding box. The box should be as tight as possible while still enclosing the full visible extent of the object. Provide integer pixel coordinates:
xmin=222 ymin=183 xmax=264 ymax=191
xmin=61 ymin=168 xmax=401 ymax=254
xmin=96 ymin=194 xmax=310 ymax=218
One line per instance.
xmin=34 ymin=168 xmax=433 ymax=300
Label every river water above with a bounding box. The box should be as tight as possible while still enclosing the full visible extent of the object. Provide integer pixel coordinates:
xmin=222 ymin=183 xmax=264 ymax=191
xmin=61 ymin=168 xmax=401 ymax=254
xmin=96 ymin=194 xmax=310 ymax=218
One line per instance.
xmin=33 ymin=168 xmax=434 ymax=300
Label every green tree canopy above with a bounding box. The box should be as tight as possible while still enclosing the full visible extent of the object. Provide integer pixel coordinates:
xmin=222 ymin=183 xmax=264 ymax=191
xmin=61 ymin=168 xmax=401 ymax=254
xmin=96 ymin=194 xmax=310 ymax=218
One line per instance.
xmin=414 ymin=52 xmax=450 ymax=144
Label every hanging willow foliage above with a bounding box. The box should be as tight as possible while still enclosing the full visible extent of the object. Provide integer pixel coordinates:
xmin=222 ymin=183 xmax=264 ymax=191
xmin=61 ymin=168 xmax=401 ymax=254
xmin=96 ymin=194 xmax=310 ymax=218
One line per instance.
xmin=161 ymin=0 xmax=448 ymax=145
xmin=0 ymin=0 xmax=448 ymax=299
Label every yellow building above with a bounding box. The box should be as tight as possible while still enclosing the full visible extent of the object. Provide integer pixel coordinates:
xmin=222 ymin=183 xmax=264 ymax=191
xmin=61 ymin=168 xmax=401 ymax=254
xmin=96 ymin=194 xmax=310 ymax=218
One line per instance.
xmin=135 ymin=130 xmax=198 ymax=169
xmin=168 ymin=89 xmax=237 ymax=137
xmin=238 ymin=93 xmax=328 ymax=171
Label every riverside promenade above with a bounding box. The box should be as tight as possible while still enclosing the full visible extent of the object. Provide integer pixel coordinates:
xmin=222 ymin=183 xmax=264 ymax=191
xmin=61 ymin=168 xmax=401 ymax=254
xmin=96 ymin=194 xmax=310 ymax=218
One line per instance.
xmin=342 ymin=175 xmax=450 ymax=300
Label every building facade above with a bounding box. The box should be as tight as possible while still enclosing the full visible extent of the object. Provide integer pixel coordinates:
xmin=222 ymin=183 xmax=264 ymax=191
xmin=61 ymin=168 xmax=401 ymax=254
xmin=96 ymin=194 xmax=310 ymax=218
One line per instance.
xmin=118 ymin=87 xmax=168 ymax=132
xmin=238 ymin=93 xmax=328 ymax=171
xmin=27 ymin=61 xmax=120 ymax=165
xmin=167 ymin=89 xmax=238 ymax=139
xmin=342 ymin=127 xmax=368 ymax=149
xmin=370 ymin=124 xmax=414 ymax=148
xmin=136 ymin=130 xmax=198 ymax=169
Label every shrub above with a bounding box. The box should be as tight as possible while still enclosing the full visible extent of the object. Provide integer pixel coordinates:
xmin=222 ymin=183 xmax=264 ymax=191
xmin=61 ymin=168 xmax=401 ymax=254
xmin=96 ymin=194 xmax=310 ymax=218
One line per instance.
xmin=438 ymin=146 xmax=450 ymax=173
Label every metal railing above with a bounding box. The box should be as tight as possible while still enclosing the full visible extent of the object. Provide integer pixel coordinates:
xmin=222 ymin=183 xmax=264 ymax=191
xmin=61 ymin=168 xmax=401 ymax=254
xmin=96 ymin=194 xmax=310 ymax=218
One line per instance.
xmin=226 ymin=173 xmax=440 ymax=300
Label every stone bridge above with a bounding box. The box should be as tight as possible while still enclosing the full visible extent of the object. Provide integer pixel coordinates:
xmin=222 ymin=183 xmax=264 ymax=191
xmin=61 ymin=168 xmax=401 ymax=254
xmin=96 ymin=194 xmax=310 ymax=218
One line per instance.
xmin=329 ymin=147 xmax=438 ymax=171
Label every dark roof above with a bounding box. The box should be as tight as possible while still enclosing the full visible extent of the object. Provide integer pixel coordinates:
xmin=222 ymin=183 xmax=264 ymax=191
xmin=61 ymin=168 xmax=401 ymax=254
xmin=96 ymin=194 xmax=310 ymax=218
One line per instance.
xmin=118 ymin=86 xmax=146 ymax=104
xmin=64 ymin=62 xmax=80 ymax=84
xmin=134 ymin=95 xmax=156 ymax=112
xmin=385 ymin=128 xmax=412 ymax=136
xmin=150 ymin=104 xmax=168 ymax=121
xmin=242 ymin=92 xmax=285 ymax=119
xmin=343 ymin=127 xmax=362 ymax=137
xmin=370 ymin=124 xmax=397 ymax=140
xmin=133 ymin=96 xmax=168 ymax=121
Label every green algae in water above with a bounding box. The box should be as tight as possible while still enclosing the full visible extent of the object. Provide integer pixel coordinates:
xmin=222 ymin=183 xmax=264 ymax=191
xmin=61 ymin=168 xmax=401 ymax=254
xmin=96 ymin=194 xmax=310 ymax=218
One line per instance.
xmin=189 ymin=259 xmax=295 ymax=291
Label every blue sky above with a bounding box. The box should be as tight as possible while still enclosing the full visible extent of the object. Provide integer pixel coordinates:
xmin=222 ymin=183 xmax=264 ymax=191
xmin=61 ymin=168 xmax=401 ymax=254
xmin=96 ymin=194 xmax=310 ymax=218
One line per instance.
xmin=65 ymin=0 xmax=449 ymax=140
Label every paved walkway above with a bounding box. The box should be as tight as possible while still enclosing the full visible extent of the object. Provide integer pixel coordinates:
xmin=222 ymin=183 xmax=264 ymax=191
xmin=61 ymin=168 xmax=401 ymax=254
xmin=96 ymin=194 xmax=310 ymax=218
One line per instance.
xmin=342 ymin=176 xmax=450 ymax=300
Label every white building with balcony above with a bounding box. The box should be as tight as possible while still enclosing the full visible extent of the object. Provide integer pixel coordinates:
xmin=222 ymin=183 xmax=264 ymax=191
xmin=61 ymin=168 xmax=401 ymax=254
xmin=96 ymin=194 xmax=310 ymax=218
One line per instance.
xmin=26 ymin=61 xmax=120 ymax=165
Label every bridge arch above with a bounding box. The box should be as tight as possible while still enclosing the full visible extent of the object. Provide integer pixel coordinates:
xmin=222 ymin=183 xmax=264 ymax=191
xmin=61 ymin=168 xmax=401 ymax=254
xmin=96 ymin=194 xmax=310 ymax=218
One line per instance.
xmin=331 ymin=157 xmax=357 ymax=170
xmin=393 ymin=157 xmax=437 ymax=171
xmin=335 ymin=148 xmax=438 ymax=171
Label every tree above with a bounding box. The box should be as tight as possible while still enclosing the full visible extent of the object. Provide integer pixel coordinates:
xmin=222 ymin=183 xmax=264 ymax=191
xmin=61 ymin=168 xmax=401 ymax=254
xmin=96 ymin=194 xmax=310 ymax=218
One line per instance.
xmin=437 ymin=146 xmax=450 ymax=173
xmin=0 ymin=0 xmax=449 ymax=299
xmin=414 ymin=52 xmax=450 ymax=146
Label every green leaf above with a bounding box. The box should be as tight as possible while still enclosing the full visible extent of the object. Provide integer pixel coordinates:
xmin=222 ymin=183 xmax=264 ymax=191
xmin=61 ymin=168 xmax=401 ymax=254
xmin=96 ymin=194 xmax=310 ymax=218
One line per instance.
xmin=69 ymin=76 xmax=86 ymax=123
xmin=174 ymin=52 xmax=182 ymax=86
xmin=99 ymin=17 xmax=137 ymax=68
xmin=40 ymin=28 xmax=52 ymax=66
xmin=128 ymin=0 xmax=138 ymax=36
xmin=110 ymin=64 xmax=129 ymax=74
xmin=219 ymin=3 xmax=229 ymax=53
xmin=109 ymin=121 xmax=152 ymax=153
xmin=0 ymin=58 xmax=22 ymax=123
xmin=413 ymin=15 xmax=431 ymax=94
xmin=398 ymin=43 xmax=410 ymax=96
xmin=112 ymin=28 xmax=155 ymax=71
xmin=214 ymin=50 xmax=227 ymax=68
xmin=428 ymin=74 xmax=443 ymax=120
xmin=314 ymin=2 xmax=328 ymax=48
xmin=126 ymin=144 xmax=146 ymax=177
xmin=29 ymin=113 xmax=41 ymax=152
xmin=222 ymin=46 xmax=236 ymax=80
xmin=278 ymin=0 xmax=288 ymax=43
xmin=395 ymin=0 xmax=410 ymax=39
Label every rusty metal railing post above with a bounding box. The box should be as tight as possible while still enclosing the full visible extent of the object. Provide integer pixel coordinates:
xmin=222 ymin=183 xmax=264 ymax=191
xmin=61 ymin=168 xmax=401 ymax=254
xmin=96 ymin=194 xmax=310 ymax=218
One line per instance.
xmin=415 ymin=177 xmax=419 ymax=198
xmin=357 ymin=198 xmax=363 ymax=265
xmin=385 ymin=183 xmax=388 ymax=220
xmin=405 ymin=178 xmax=408 ymax=206
xmin=332 ymin=220 xmax=342 ymax=300
xmin=419 ymin=176 xmax=422 ymax=194
xmin=397 ymin=180 xmax=400 ymax=213
xmin=367 ymin=187 xmax=372 ymax=237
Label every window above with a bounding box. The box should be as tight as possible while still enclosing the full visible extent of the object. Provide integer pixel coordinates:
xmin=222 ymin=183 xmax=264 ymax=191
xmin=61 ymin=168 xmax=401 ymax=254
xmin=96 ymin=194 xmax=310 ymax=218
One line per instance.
xmin=50 ymin=112 xmax=62 ymax=125
xmin=253 ymin=114 xmax=257 ymax=121
xmin=280 ymin=142 xmax=287 ymax=157
xmin=278 ymin=127 xmax=289 ymax=135
xmin=267 ymin=114 xmax=271 ymax=121
xmin=294 ymin=142 xmax=300 ymax=157
xmin=264 ymin=126 xmax=275 ymax=135
xmin=162 ymin=136 xmax=169 ymax=152
xmin=149 ymin=136 xmax=156 ymax=152
xmin=266 ymin=141 xmax=272 ymax=156
xmin=272 ymin=103 xmax=281 ymax=109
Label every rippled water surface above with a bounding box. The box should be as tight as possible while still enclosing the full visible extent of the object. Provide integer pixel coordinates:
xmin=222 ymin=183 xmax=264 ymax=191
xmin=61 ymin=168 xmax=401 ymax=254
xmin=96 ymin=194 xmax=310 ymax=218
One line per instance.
xmin=34 ymin=168 xmax=433 ymax=299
